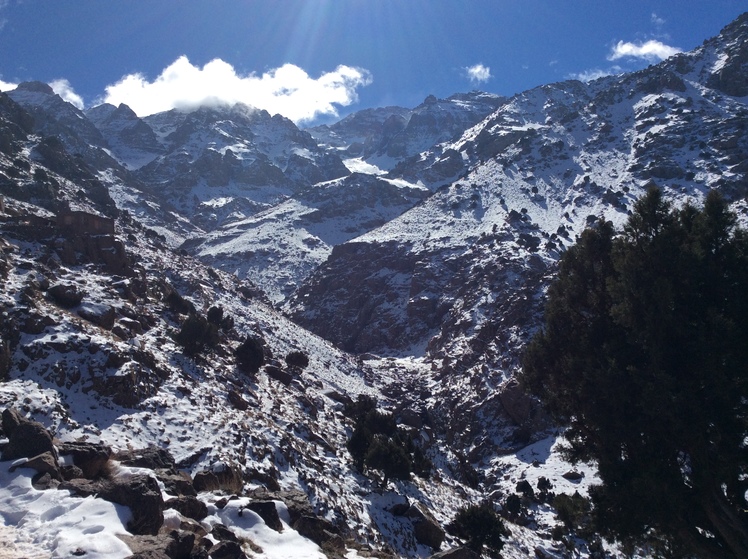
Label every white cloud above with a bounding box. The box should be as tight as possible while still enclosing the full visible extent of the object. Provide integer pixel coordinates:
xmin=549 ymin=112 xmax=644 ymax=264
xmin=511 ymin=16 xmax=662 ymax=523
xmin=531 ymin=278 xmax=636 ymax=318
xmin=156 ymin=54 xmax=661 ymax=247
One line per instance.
xmin=100 ymin=56 xmax=372 ymax=123
xmin=651 ymin=12 xmax=665 ymax=27
xmin=568 ymin=68 xmax=617 ymax=82
xmin=465 ymin=64 xmax=491 ymax=84
xmin=608 ymin=40 xmax=681 ymax=62
xmin=50 ymin=79 xmax=84 ymax=109
xmin=0 ymin=78 xmax=17 ymax=91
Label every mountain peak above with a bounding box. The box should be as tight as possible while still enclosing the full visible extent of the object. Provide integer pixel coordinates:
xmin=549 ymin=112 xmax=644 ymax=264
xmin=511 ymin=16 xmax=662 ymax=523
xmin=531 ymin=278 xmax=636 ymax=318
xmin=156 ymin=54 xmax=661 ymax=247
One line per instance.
xmin=15 ymin=80 xmax=55 ymax=95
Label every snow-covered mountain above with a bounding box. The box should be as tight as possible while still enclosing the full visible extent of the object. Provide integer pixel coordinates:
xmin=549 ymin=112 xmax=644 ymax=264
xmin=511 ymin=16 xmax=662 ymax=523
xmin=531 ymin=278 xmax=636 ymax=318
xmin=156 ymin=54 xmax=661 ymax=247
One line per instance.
xmin=0 ymin=10 xmax=747 ymax=559
xmin=188 ymin=172 xmax=429 ymax=303
xmin=308 ymin=91 xmax=505 ymax=172
xmin=287 ymin=11 xmax=748 ymax=454
xmin=0 ymin=93 xmax=594 ymax=558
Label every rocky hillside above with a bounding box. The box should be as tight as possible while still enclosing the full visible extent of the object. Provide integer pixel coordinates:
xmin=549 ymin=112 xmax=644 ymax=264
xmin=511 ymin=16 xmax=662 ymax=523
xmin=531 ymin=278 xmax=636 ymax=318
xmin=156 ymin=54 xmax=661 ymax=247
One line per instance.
xmin=0 ymin=89 xmax=598 ymax=558
xmin=287 ymin=12 xmax=748 ymax=454
xmin=308 ymin=92 xmax=505 ymax=171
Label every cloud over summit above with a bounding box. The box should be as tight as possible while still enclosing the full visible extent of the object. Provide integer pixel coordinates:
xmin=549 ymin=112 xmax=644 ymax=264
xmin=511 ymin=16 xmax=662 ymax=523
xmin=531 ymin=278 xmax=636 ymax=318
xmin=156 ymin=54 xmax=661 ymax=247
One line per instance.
xmin=466 ymin=64 xmax=491 ymax=84
xmin=50 ymin=79 xmax=84 ymax=109
xmin=101 ymin=56 xmax=372 ymax=123
xmin=608 ymin=39 xmax=681 ymax=62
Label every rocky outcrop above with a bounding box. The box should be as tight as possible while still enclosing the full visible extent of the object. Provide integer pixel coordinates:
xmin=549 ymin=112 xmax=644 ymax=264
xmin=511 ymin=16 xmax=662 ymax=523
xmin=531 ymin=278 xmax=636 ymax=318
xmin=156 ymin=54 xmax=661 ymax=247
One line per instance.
xmin=62 ymin=474 xmax=165 ymax=535
xmin=246 ymin=500 xmax=283 ymax=532
xmin=430 ymin=547 xmax=480 ymax=559
xmin=165 ymin=496 xmax=209 ymax=521
xmin=9 ymin=451 xmax=61 ymax=481
xmin=406 ymin=503 xmax=445 ymax=550
xmin=1 ymin=408 xmax=55 ymax=460
xmin=288 ymin=240 xmax=421 ymax=353
xmin=706 ymin=12 xmax=748 ymax=96
xmin=193 ymin=462 xmax=244 ymax=494
xmin=119 ymin=530 xmax=196 ymax=559
xmin=308 ymin=91 xmax=504 ymax=171
xmin=58 ymin=441 xmax=112 ymax=479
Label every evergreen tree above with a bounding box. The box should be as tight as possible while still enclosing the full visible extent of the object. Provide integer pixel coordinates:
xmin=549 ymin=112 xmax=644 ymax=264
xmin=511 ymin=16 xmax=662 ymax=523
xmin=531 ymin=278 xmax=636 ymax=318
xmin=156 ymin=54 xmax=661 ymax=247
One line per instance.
xmin=521 ymin=188 xmax=748 ymax=558
xmin=364 ymin=434 xmax=412 ymax=486
xmin=344 ymin=395 xmax=430 ymax=483
xmin=235 ymin=336 xmax=265 ymax=374
xmin=449 ymin=502 xmax=508 ymax=554
xmin=175 ymin=313 xmax=219 ymax=356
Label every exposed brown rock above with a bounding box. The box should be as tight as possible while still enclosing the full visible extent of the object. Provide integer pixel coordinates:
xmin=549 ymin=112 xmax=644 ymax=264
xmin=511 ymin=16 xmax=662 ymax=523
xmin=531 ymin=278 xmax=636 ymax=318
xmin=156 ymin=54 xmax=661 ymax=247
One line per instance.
xmin=1 ymin=409 xmax=55 ymax=460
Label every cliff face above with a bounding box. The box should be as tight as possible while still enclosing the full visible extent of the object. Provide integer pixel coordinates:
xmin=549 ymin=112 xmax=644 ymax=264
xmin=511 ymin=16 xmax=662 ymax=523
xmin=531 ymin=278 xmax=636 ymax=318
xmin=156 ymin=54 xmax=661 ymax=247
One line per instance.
xmin=287 ymin=14 xmax=748 ymax=451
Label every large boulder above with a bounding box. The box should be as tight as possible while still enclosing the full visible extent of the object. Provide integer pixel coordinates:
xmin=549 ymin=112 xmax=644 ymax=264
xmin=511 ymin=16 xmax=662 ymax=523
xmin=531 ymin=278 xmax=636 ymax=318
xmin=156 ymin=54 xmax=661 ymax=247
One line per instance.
xmin=407 ymin=504 xmax=445 ymax=550
xmin=61 ymin=475 xmax=164 ymax=535
xmin=208 ymin=540 xmax=247 ymax=559
xmin=193 ymin=462 xmax=243 ymax=494
xmin=274 ymin=489 xmax=314 ymax=523
xmin=48 ymin=283 xmax=84 ymax=308
xmin=58 ymin=441 xmax=112 ymax=479
xmin=116 ymin=446 xmax=177 ymax=470
xmin=1 ymin=408 xmax=55 ymax=460
xmin=165 ymin=496 xmax=208 ymax=521
xmin=101 ymin=475 xmax=165 ymax=535
xmin=1 ymin=407 xmax=24 ymax=437
xmin=120 ymin=530 xmax=196 ymax=559
xmin=293 ymin=515 xmax=341 ymax=548
xmin=155 ymin=469 xmax=196 ymax=497
xmin=77 ymin=302 xmax=116 ymax=330
xmin=247 ymin=500 xmax=282 ymax=532
xmin=8 ymin=451 xmax=61 ymax=481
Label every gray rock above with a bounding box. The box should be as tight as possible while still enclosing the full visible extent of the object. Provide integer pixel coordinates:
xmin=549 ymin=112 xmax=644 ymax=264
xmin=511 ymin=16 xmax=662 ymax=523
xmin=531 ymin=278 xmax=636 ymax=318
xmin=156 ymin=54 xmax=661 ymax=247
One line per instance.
xmin=9 ymin=451 xmax=61 ymax=480
xmin=116 ymin=446 xmax=177 ymax=471
xmin=430 ymin=547 xmax=480 ymax=559
xmin=247 ymin=500 xmax=282 ymax=532
xmin=293 ymin=515 xmax=340 ymax=547
xmin=48 ymin=283 xmax=83 ymax=308
xmin=193 ymin=462 xmax=243 ymax=494
xmin=1 ymin=410 xmax=55 ymax=460
xmin=77 ymin=302 xmax=116 ymax=330
xmin=58 ymin=441 xmax=112 ymax=479
xmin=407 ymin=504 xmax=445 ymax=550
xmin=165 ymin=496 xmax=208 ymax=521
xmin=208 ymin=540 xmax=247 ymax=559
xmin=61 ymin=474 xmax=164 ymax=535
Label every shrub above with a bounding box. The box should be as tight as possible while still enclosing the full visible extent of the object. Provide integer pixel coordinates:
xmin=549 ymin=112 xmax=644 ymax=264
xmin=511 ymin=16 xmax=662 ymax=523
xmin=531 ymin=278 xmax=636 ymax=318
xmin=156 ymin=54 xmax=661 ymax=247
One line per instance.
xmin=345 ymin=395 xmax=430 ymax=483
xmin=364 ymin=435 xmax=412 ymax=485
xmin=166 ymin=290 xmax=195 ymax=315
xmin=207 ymin=305 xmax=223 ymax=325
xmin=449 ymin=502 xmax=508 ymax=554
xmin=344 ymin=394 xmax=377 ymax=421
xmin=175 ymin=313 xmax=218 ymax=356
xmin=285 ymin=350 xmax=309 ymax=369
xmin=553 ymin=492 xmax=591 ymax=530
xmin=235 ymin=336 xmax=265 ymax=374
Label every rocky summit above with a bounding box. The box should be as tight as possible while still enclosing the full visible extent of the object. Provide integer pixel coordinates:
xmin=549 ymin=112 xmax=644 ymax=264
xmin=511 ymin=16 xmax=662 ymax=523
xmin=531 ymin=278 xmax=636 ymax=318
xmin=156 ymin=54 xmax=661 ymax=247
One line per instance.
xmin=0 ymin=11 xmax=747 ymax=559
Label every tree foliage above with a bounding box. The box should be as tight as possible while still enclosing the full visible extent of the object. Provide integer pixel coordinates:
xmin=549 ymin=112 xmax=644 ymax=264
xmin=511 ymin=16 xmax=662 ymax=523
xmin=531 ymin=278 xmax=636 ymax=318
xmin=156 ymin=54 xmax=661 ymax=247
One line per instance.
xmin=285 ymin=350 xmax=310 ymax=369
xmin=449 ymin=502 xmax=508 ymax=554
xmin=365 ymin=435 xmax=412 ymax=486
xmin=175 ymin=313 xmax=219 ymax=356
xmin=521 ymin=188 xmax=748 ymax=558
xmin=235 ymin=336 xmax=265 ymax=374
xmin=345 ymin=395 xmax=431 ymax=484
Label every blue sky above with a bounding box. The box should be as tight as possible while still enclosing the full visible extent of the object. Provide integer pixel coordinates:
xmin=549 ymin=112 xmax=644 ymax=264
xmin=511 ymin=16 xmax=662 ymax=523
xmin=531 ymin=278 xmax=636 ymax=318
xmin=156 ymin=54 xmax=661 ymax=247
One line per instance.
xmin=0 ymin=1 xmax=745 ymax=124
